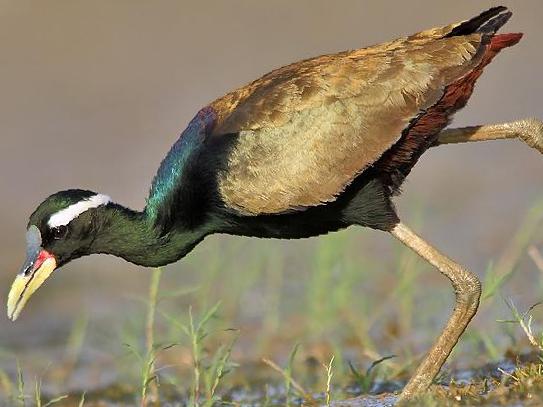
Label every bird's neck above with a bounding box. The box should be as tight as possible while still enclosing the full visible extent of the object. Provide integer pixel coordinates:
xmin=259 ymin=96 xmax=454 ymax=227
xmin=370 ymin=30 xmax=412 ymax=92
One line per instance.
xmin=89 ymin=203 xmax=206 ymax=267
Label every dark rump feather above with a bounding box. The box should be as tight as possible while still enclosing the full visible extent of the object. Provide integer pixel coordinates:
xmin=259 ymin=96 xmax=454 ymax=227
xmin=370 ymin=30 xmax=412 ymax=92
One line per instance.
xmin=445 ymin=6 xmax=509 ymax=37
xmin=478 ymin=11 xmax=513 ymax=34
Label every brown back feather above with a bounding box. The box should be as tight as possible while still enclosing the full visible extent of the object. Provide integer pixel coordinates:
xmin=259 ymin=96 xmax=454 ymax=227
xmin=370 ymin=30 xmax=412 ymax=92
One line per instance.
xmin=209 ymin=11 xmax=517 ymax=216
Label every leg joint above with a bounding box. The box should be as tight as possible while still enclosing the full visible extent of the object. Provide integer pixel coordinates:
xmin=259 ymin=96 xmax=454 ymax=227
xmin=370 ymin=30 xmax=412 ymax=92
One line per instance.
xmin=515 ymin=118 xmax=543 ymax=153
xmin=453 ymin=268 xmax=482 ymax=309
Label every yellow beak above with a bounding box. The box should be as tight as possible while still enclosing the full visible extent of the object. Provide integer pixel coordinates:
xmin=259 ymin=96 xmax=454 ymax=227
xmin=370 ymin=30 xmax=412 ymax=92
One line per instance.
xmin=7 ymin=256 xmax=57 ymax=321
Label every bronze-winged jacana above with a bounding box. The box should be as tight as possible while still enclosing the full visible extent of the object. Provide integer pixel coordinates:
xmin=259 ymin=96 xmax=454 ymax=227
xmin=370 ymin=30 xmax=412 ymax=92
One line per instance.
xmin=7 ymin=6 xmax=543 ymax=401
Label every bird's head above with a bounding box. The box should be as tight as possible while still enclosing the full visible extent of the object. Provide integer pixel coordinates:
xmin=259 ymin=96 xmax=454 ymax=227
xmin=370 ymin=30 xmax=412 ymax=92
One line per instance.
xmin=7 ymin=189 xmax=111 ymax=321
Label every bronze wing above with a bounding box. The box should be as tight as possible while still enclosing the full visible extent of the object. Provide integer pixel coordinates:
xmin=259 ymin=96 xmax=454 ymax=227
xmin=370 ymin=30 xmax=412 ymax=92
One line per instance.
xmin=209 ymin=20 xmax=487 ymax=215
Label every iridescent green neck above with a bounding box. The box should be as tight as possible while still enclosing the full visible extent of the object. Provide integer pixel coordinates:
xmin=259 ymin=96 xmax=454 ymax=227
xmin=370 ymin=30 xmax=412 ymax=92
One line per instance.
xmin=89 ymin=203 xmax=206 ymax=267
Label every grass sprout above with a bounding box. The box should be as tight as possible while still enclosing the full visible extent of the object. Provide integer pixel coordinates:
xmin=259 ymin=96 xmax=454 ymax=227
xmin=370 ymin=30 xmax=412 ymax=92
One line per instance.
xmin=143 ymin=267 xmax=162 ymax=406
xmin=323 ymin=355 xmax=334 ymax=406
xmin=502 ymin=300 xmax=543 ymax=353
xmin=34 ymin=376 xmax=68 ymax=407
xmin=202 ymin=332 xmax=239 ymax=407
xmin=78 ymin=392 xmax=86 ymax=407
xmin=124 ymin=267 xmax=164 ymax=406
xmin=262 ymin=344 xmax=313 ymax=405
xmin=160 ymin=301 xmax=237 ymax=406
xmin=348 ymin=355 xmax=396 ymax=394
xmin=16 ymin=359 xmax=25 ymax=407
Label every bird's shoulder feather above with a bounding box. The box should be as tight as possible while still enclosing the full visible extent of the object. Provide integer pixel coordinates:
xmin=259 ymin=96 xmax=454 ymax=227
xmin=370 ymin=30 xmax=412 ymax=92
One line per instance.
xmin=146 ymin=107 xmax=217 ymax=229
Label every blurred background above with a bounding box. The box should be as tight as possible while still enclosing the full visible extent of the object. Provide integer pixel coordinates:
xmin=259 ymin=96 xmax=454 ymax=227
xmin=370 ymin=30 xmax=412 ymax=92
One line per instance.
xmin=1 ymin=0 xmax=543 ymax=404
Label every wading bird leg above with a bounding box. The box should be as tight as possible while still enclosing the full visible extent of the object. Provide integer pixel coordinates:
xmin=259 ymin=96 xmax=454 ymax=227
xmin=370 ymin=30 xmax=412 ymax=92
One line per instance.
xmin=390 ymin=222 xmax=481 ymax=402
xmin=433 ymin=118 xmax=543 ymax=153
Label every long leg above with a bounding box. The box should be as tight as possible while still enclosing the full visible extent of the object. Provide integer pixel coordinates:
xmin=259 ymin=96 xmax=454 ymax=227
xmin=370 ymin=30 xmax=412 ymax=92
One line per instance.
xmin=390 ymin=222 xmax=482 ymax=402
xmin=433 ymin=118 xmax=543 ymax=153
xmin=393 ymin=117 xmax=542 ymax=401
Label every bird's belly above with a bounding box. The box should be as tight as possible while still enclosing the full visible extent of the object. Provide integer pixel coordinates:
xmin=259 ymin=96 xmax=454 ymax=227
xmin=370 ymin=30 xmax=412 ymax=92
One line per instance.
xmin=223 ymin=204 xmax=349 ymax=240
xmin=231 ymin=219 xmax=347 ymax=240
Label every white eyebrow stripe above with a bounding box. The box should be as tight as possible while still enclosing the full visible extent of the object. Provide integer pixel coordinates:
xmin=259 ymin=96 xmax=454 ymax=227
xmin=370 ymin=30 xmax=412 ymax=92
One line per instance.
xmin=47 ymin=194 xmax=111 ymax=228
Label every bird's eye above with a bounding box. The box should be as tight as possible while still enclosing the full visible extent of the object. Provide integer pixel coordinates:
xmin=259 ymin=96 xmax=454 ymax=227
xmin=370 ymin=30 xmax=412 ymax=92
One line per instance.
xmin=51 ymin=225 xmax=68 ymax=240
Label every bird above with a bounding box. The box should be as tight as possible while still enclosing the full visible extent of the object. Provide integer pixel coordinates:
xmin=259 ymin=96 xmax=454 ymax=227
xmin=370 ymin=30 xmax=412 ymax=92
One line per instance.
xmin=6 ymin=6 xmax=543 ymax=401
